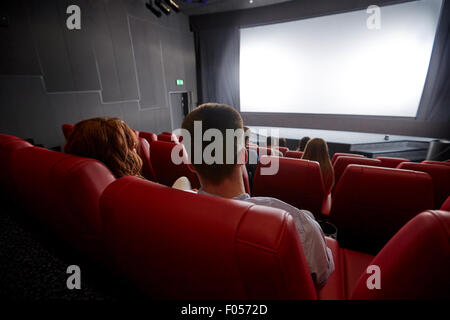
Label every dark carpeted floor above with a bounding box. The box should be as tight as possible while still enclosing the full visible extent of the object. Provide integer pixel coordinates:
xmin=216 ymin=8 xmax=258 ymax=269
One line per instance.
xmin=0 ymin=196 xmax=140 ymax=301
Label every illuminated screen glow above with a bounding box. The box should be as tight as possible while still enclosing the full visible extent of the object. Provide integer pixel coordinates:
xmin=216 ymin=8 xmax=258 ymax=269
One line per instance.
xmin=239 ymin=0 xmax=443 ymax=117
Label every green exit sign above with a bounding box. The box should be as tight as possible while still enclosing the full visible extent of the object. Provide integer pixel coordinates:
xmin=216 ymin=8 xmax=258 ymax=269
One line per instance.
xmin=176 ymin=79 xmax=184 ymax=86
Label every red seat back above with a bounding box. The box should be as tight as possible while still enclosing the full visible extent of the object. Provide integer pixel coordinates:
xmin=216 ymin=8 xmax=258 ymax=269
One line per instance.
xmin=441 ymin=196 xmax=450 ymax=211
xmin=100 ymin=177 xmax=317 ymax=299
xmin=397 ymin=162 xmax=450 ymax=209
xmin=62 ymin=124 xmax=75 ymax=140
xmin=253 ymin=156 xmax=327 ymax=217
xmin=376 ymin=156 xmax=408 ymax=168
xmin=139 ymin=131 xmax=158 ymax=144
xmin=150 ymin=140 xmax=200 ymax=189
xmin=50 ymin=155 xmax=115 ymax=254
xmin=136 ymin=137 xmax=157 ymax=182
xmin=352 ymin=210 xmax=450 ymax=299
xmin=330 ymin=165 xmax=434 ymax=254
xmin=331 ymin=153 xmax=364 ymax=165
xmin=285 ymin=150 xmax=303 ymax=159
xmin=277 ymin=147 xmax=289 ymax=155
xmin=422 ymin=160 xmax=450 ymax=167
xmin=10 ymin=147 xmax=72 ymax=224
xmin=157 ymin=132 xmax=179 ymax=143
xmin=10 ymin=147 xmax=115 ymax=253
xmin=0 ymin=135 xmax=33 ymax=191
xmin=333 ymin=156 xmax=382 ymax=186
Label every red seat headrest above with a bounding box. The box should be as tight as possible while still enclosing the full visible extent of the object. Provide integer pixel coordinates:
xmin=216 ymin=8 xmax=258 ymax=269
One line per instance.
xmin=333 ymin=156 xmax=382 ymax=186
xmin=352 ymin=210 xmax=450 ymax=299
xmin=398 ymin=162 xmax=450 ymax=209
xmin=285 ymin=150 xmax=303 ymax=159
xmin=62 ymin=124 xmax=75 ymax=140
xmin=331 ymin=165 xmax=434 ymax=254
xmin=253 ymin=156 xmax=327 ymax=218
xmin=331 ymin=153 xmax=364 ymax=165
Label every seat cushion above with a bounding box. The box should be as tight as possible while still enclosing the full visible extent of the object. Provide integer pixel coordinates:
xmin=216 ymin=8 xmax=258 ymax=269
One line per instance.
xmin=342 ymin=249 xmax=374 ymax=298
xmin=318 ymin=238 xmax=345 ymax=300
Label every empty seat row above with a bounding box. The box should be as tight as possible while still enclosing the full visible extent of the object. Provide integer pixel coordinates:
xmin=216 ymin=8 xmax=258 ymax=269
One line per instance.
xmin=0 ymin=134 xmax=449 ymax=299
xmin=252 ymin=156 xmax=437 ymax=254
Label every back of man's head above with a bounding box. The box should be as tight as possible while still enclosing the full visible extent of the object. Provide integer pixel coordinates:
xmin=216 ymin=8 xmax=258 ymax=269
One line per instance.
xmin=181 ymin=103 xmax=244 ymax=185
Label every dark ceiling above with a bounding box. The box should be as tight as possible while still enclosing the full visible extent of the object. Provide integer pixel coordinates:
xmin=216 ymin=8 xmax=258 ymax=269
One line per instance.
xmin=178 ymin=0 xmax=294 ymax=16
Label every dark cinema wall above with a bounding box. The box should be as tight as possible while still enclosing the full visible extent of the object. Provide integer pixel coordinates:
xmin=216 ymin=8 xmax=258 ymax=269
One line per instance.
xmin=0 ymin=0 xmax=197 ymax=148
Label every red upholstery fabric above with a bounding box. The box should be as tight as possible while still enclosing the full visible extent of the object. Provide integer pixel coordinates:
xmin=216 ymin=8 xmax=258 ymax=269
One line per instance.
xmin=157 ymin=132 xmax=179 ymax=143
xmin=376 ymin=156 xmax=408 ymax=168
xmin=0 ymin=136 xmax=33 ymax=191
xmin=9 ymin=147 xmax=115 ymax=254
xmin=331 ymin=153 xmax=364 ymax=165
xmin=342 ymin=249 xmax=374 ymax=298
xmin=318 ymin=238 xmax=346 ymax=300
xmin=277 ymin=147 xmax=289 ymax=155
xmin=100 ymin=177 xmax=317 ymax=299
xmin=333 ymin=156 xmax=382 ymax=186
xmin=139 ymin=131 xmax=158 ymax=144
xmin=253 ymin=156 xmax=327 ymax=218
xmin=352 ymin=210 xmax=450 ymax=299
xmin=442 ymin=196 xmax=450 ymax=211
xmin=330 ymin=165 xmax=434 ymax=254
xmin=61 ymin=124 xmax=74 ymax=140
xmin=150 ymin=140 xmax=200 ymax=189
xmin=50 ymin=155 xmax=115 ymax=254
xmin=10 ymin=147 xmax=72 ymax=224
xmin=422 ymin=160 xmax=450 ymax=167
xmin=136 ymin=137 xmax=157 ymax=182
xmin=397 ymin=162 xmax=450 ymax=209
xmin=319 ymin=238 xmax=374 ymax=300
xmin=285 ymin=150 xmax=303 ymax=159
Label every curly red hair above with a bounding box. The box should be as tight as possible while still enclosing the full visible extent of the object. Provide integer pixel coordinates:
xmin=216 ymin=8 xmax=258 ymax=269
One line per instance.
xmin=64 ymin=117 xmax=143 ymax=178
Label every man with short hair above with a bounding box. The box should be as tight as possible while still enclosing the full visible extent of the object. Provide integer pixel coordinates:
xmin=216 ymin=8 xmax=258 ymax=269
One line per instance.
xmin=182 ymin=103 xmax=334 ymax=287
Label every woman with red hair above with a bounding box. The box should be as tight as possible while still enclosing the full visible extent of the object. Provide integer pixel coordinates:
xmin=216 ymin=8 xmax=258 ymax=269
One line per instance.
xmin=302 ymin=138 xmax=335 ymax=194
xmin=64 ymin=117 xmax=143 ymax=178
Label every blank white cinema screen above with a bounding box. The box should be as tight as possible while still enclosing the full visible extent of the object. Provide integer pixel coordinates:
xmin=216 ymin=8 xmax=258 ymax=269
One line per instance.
xmin=239 ymin=0 xmax=443 ymax=117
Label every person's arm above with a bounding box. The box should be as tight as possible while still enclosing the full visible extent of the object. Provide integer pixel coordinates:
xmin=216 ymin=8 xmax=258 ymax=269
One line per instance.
xmin=300 ymin=213 xmax=335 ymax=287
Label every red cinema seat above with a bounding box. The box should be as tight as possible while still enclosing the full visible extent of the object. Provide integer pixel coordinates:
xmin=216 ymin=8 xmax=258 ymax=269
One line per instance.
xmin=157 ymin=132 xmax=179 ymax=143
xmin=285 ymin=150 xmax=303 ymax=159
xmin=100 ymin=177 xmax=317 ymax=299
xmin=441 ymin=196 xmax=450 ymax=211
xmin=136 ymin=137 xmax=157 ymax=182
xmin=50 ymin=155 xmax=115 ymax=255
xmin=62 ymin=124 xmax=74 ymax=140
xmin=253 ymin=156 xmax=329 ymax=218
xmin=331 ymin=152 xmax=365 ymax=165
xmin=333 ymin=156 xmax=382 ymax=186
xmin=422 ymin=160 xmax=450 ymax=167
xmin=277 ymin=147 xmax=289 ymax=156
xmin=0 ymin=136 xmax=33 ymax=191
xmin=139 ymin=131 xmax=158 ymax=144
xmin=10 ymin=147 xmax=115 ymax=250
xmin=150 ymin=140 xmax=200 ymax=189
xmin=397 ymin=162 xmax=450 ymax=209
xmin=352 ymin=210 xmax=450 ymax=299
xmin=319 ymin=237 xmax=375 ymax=300
xmin=10 ymin=147 xmax=73 ymax=224
xmin=330 ymin=165 xmax=434 ymax=254
xmin=331 ymin=153 xmax=364 ymax=165
xmin=376 ymin=156 xmax=408 ymax=168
